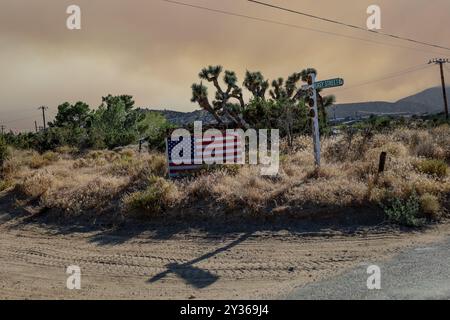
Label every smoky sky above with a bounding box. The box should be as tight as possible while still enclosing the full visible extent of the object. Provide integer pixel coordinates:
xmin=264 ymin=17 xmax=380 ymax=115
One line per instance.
xmin=1 ymin=0 xmax=449 ymax=131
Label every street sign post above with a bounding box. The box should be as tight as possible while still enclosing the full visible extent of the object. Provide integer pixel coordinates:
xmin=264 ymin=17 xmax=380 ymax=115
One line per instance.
xmin=303 ymin=74 xmax=344 ymax=167
xmin=310 ymin=73 xmax=321 ymax=167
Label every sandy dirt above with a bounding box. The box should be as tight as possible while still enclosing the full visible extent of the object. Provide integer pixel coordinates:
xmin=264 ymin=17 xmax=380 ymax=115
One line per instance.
xmin=1 ymin=202 xmax=449 ymax=300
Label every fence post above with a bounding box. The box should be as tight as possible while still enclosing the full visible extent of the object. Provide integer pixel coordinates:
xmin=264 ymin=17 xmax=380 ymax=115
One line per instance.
xmin=378 ymin=151 xmax=387 ymax=173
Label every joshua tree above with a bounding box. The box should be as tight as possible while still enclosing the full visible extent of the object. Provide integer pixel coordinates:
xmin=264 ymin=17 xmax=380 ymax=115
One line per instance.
xmin=243 ymin=71 xmax=269 ymax=100
xmin=318 ymin=94 xmax=336 ymax=122
xmin=191 ymin=65 xmax=248 ymax=128
xmin=191 ymin=66 xmax=335 ymax=136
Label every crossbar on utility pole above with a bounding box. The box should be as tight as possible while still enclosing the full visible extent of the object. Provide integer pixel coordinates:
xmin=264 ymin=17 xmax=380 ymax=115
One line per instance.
xmin=429 ymin=58 xmax=449 ymax=120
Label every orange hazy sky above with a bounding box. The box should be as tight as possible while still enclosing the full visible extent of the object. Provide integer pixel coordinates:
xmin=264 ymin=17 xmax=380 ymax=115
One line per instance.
xmin=1 ymin=0 xmax=450 ymax=131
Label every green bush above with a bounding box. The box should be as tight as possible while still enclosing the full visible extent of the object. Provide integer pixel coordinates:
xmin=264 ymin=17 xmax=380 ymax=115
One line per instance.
xmin=416 ymin=159 xmax=448 ymax=178
xmin=123 ymin=176 xmax=179 ymax=216
xmin=383 ymin=192 xmax=425 ymax=227
xmin=139 ymin=112 xmax=174 ymax=151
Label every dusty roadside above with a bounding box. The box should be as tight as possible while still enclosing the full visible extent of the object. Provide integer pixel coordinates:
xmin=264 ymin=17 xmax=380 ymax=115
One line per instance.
xmin=1 ymin=203 xmax=449 ymax=300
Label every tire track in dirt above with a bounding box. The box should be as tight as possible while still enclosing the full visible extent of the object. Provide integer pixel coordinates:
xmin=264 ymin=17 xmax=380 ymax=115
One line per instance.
xmin=1 ymin=219 xmax=449 ymax=299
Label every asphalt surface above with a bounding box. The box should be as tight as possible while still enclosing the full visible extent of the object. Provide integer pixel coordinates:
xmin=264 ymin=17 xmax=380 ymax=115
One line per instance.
xmin=287 ymin=236 xmax=450 ymax=300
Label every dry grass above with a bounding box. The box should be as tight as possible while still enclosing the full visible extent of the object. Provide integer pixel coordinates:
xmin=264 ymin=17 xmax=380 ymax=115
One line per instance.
xmin=5 ymin=148 xmax=166 ymax=215
xmin=2 ymin=125 xmax=449 ymax=220
xmin=420 ymin=193 xmax=441 ymax=220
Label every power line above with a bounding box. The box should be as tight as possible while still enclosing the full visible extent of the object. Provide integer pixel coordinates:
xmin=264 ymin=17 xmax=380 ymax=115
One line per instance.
xmin=248 ymin=0 xmax=450 ymax=52
xmin=160 ymin=0 xmax=449 ymax=57
xmin=334 ymin=64 xmax=433 ymax=91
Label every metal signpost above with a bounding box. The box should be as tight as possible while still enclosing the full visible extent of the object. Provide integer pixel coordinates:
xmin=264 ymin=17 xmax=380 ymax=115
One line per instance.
xmin=304 ymin=74 xmax=344 ymax=167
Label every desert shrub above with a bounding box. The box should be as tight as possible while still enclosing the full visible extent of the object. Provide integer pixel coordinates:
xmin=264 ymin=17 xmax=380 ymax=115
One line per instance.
xmin=108 ymin=154 xmax=135 ymax=176
xmin=147 ymin=154 xmax=167 ymax=176
xmin=55 ymin=145 xmax=79 ymax=155
xmin=28 ymin=154 xmax=48 ymax=169
xmin=73 ymin=156 xmax=106 ymax=169
xmin=0 ymin=179 xmax=11 ymax=192
xmin=1 ymin=152 xmax=26 ymax=178
xmin=0 ymin=136 xmax=10 ymax=169
xmin=118 ymin=149 xmax=134 ymax=158
xmin=323 ymin=136 xmax=352 ymax=162
xmin=87 ymin=150 xmax=105 ymax=160
xmin=197 ymin=164 xmax=241 ymax=176
xmin=185 ymin=172 xmax=223 ymax=199
xmin=383 ymin=191 xmax=424 ymax=227
xmin=305 ymin=166 xmax=338 ymax=180
xmin=42 ymin=151 xmax=60 ymax=162
xmin=41 ymin=176 xmax=126 ymax=213
xmin=27 ymin=151 xmax=59 ymax=169
xmin=123 ymin=176 xmax=181 ymax=216
xmin=15 ymin=171 xmax=54 ymax=198
xmin=107 ymin=152 xmax=166 ymax=179
xmin=415 ymin=141 xmax=442 ymax=159
xmin=416 ymin=159 xmax=448 ymax=178
xmin=420 ymin=193 xmax=441 ymax=220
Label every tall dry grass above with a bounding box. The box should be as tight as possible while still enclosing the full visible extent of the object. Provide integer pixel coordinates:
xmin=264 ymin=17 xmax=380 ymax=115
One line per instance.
xmin=1 ymin=125 xmax=449 ymax=220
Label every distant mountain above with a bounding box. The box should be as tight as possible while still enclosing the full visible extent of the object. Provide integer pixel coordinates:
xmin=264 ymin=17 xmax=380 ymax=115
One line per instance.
xmin=332 ymin=86 xmax=449 ymax=119
xmin=144 ymin=86 xmax=450 ymax=125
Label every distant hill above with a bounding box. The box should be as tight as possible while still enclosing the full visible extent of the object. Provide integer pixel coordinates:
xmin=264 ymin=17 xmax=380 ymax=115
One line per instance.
xmin=146 ymin=109 xmax=216 ymax=126
xmin=332 ymin=86 xmax=449 ymax=119
xmin=144 ymin=86 xmax=450 ymax=125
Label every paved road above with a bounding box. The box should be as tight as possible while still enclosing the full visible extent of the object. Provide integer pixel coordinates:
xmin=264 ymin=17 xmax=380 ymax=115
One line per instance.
xmin=287 ymin=236 xmax=450 ymax=300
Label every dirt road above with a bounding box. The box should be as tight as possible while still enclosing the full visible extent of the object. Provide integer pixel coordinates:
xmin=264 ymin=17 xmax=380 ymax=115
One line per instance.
xmin=1 ymin=208 xmax=449 ymax=299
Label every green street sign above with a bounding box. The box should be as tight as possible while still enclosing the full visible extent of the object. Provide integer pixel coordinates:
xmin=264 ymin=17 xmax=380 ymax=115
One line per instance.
xmin=314 ymin=78 xmax=344 ymax=90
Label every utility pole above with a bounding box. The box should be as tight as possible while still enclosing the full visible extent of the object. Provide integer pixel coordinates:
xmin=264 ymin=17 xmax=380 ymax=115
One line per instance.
xmin=38 ymin=106 xmax=48 ymax=130
xmin=0 ymin=125 xmax=5 ymax=135
xmin=35 ymin=121 xmax=38 ymax=133
xmin=429 ymin=58 xmax=449 ymax=120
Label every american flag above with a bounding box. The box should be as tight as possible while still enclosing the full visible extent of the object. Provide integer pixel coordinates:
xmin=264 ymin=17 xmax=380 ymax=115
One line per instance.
xmin=166 ymin=132 xmax=242 ymax=178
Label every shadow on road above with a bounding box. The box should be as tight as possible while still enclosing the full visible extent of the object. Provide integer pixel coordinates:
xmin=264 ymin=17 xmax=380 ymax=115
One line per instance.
xmin=148 ymin=232 xmax=252 ymax=289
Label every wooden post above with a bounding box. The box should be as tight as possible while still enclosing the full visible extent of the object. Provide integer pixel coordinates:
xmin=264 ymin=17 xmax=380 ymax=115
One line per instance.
xmin=309 ymin=73 xmax=321 ymax=167
xmin=378 ymin=151 xmax=387 ymax=173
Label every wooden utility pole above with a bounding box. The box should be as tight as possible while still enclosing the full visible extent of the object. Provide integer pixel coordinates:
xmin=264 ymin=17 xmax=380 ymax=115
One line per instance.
xmin=0 ymin=125 xmax=5 ymax=135
xmin=429 ymin=58 xmax=449 ymax=119
xmin=38 ymin=106 xmax=48 ymax=130
xmin=35 ymin=121 xmax=38 ymax=133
